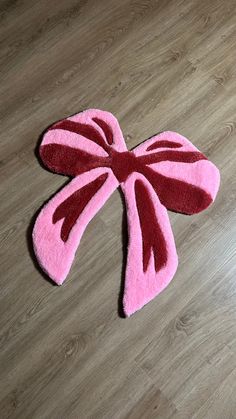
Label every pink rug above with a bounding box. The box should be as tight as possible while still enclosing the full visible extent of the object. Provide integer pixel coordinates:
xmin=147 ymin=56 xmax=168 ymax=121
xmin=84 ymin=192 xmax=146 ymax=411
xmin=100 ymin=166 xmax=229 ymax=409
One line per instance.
xmin=33 ymin=109 xmax=220 ymax=316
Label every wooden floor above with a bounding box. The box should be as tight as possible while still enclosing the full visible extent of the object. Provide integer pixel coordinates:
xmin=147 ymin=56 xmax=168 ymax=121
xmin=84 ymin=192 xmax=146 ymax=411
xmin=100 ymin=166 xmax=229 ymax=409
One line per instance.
xmin=1 ymin=0 xmax=236 ymax=418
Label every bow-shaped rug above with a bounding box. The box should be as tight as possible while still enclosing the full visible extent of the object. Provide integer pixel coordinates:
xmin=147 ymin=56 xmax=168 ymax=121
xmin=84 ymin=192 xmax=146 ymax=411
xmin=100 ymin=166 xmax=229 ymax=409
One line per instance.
xmin=33 ymin=109 xmax=220 ymax=316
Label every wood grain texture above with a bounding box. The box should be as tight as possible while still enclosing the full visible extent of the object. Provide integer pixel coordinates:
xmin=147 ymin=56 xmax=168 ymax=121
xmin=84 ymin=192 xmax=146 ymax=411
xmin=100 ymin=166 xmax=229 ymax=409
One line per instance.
xmin=0 ymin=0 xmax=236 ymax=418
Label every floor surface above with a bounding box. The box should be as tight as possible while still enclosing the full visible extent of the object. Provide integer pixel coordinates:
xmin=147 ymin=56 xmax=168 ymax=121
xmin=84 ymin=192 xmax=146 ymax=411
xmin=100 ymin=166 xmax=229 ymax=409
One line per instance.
xmin=0 ymin=0 xmax=236 ymax=418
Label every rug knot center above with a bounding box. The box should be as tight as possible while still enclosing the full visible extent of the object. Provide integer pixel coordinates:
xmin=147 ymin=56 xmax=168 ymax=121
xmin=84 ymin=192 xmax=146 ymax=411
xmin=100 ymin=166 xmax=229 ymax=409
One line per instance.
xmin=110 ymin=150 xmax=141 ymax=183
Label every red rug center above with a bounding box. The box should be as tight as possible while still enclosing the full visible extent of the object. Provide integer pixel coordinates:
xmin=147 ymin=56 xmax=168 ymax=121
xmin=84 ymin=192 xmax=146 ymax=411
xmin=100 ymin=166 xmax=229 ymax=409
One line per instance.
xmin=110 ymin=150 xmax=142 ymax=183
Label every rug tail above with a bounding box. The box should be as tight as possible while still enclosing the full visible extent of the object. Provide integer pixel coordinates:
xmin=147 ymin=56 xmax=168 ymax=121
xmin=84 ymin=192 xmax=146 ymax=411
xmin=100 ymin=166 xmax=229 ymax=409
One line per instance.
xmin=121 ymin=173 xmax=178 ymax=317
xmin=33 ymin=168 xmax=118 ymax=284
